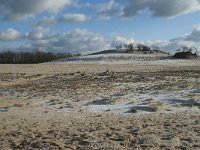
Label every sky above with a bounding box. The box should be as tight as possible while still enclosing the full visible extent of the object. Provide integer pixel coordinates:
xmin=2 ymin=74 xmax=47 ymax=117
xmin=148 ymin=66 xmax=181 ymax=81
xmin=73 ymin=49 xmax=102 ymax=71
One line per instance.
xmin=0 ymin=0 xmax=200 ymax=54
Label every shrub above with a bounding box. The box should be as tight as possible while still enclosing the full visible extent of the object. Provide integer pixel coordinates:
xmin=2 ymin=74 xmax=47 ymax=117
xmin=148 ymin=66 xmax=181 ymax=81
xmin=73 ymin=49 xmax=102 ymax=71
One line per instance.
xmin=174 ymin=51 xmax=197 ymax=59
xmin=173 ymin=46 xmax=198 ymax=59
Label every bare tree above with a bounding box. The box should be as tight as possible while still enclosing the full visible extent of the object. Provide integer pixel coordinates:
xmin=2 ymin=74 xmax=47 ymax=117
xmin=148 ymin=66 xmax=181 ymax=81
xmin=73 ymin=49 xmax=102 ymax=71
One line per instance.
xmin=136 ymin=44 xmax=150 ymax=51
xmin=116 ymin=44 xmax=123 ymax=50
xmin=127 ymin=43 xmax=134 ymax=51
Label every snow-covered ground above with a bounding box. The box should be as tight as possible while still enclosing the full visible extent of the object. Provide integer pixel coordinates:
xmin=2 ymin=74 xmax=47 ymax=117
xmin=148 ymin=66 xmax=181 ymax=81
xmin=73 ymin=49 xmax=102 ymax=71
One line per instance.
xmin=1 ymin=67 xmax=199 ymax=115
xmin=51 ymin=53 xmax=200 ymax=66
xmin=52 ymin=53 xmax=167 ymax=64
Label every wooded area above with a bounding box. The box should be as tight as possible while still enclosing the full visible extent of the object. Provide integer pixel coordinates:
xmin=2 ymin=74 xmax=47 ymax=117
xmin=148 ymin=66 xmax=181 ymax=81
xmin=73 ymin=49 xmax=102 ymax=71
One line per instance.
xmin=0 ymin=51 xmax=80 ymax=64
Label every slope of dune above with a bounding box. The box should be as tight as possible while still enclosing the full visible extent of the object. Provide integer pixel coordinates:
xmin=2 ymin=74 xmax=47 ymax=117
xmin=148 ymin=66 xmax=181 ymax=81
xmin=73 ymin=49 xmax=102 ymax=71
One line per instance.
xmin=0 ymin=53 xmax=200 ymax=149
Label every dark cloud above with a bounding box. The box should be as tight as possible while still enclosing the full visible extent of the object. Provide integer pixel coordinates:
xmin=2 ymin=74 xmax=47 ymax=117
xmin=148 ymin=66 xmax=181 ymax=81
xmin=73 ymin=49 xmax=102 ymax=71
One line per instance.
xmin=1 ymin=0 xmax=200 ymax=21
xmin=59 ymin=13 xmax=91 ymax=23
xmin=122 ymin=0 xmax=200 ymax=18
xmin=0 ymin=0 xmax=73 ymax=20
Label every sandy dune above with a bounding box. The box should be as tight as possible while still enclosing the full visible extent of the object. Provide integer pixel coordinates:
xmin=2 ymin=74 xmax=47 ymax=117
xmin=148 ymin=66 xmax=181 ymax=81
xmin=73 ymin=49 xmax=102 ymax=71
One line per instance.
xmin=0 ymin=55 xmax=200 ymax=149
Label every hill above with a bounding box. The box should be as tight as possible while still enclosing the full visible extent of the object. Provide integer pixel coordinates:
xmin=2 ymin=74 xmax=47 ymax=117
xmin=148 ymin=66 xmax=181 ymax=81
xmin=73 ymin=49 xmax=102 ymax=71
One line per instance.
xmin=89 ymin=49 xmax=168 ymax=55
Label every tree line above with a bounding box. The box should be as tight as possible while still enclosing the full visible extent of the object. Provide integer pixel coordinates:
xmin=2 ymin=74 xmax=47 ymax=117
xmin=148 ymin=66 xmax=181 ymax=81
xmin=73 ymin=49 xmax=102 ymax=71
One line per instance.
xmin=115 ymin=43 xmax=199 ymax=56
xmin=115 ymin=43 xmax=168 ymax=54
xmin=0 ymin=51 xmax=81 ymax=64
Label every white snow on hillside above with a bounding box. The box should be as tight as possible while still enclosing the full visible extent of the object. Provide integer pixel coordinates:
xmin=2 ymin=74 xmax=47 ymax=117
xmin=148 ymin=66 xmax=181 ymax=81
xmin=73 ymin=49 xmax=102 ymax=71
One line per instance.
xmin=50 ymin=53 xmax=200 ymax=66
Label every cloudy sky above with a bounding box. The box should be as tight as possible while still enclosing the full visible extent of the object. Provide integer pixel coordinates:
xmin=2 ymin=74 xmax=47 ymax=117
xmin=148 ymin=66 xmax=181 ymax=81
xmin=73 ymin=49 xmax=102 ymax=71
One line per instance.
xmin=0 ymin=0 xmax=200 ymax=54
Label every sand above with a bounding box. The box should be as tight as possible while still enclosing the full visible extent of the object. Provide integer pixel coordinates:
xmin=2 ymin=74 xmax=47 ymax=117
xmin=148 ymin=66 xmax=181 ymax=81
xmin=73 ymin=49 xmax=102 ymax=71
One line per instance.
xmin=0 ymin=57 xmax=200 ymax=149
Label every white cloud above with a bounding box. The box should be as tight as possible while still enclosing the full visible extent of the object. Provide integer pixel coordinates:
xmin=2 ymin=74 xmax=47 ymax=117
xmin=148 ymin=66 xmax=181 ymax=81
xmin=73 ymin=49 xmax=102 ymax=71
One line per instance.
xmin=89 ymin=0 xmax=122 ymax=20
xmin=23 ymin=28 xmax=110 ymax=53
xmin=110 ymin=24 xmax=200 ymax=53
xmin=122 ymin=0 xmax=200 ymax=18
xmin=184 ymin=24 xmax=200 ymax=42
xmin=37 ymin=13 xmax=90 ymax=27
xmin=95 ymin=0 xmax=117 ymax=13
xmin=148 ymin=24 xmax=200 ymax=53
xmin=3 ymin=23 xmax=200 ymax=54
xmin=37 ymin=16 xmax=57 ymax=27
xmin=111 ymin=33 xmax=134 ymax=47
xmin=28 ymin=26 xmax=49 ymax=40
xmin=60 ymin=13 xmax=91 ymax=23
xmin=0 ymin=28 xmax=22 ymax=41
xmin=50 ymin=28 xmax=110 ymax=53
xmin=0 ymin=0 xmax=73 ymax=20
xmin=161 ymin=24 xmax=200 ymax=52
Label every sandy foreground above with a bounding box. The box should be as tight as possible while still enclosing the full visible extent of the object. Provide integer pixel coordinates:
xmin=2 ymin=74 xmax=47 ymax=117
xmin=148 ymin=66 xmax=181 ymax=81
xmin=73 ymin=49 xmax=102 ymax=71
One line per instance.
xmin=0 ymin=57 xmax=200 ymax=149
